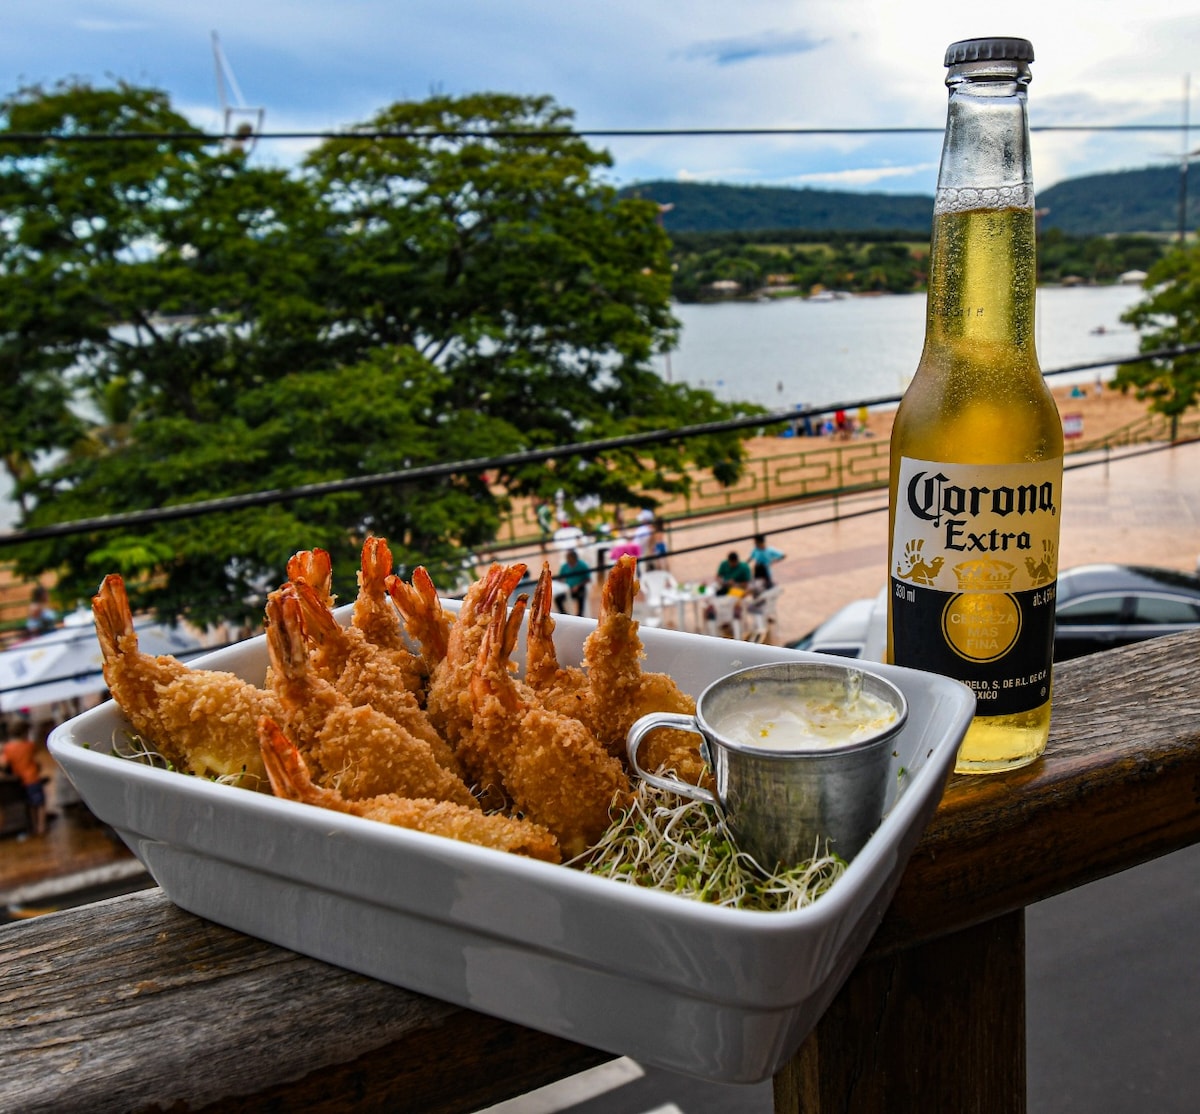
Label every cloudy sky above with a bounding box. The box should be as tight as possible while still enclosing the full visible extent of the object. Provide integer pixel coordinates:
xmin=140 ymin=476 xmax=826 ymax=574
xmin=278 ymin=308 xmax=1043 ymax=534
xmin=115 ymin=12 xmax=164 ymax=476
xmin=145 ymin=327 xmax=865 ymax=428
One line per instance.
xmin=4 ymin=0 xmax=1199 ymax=196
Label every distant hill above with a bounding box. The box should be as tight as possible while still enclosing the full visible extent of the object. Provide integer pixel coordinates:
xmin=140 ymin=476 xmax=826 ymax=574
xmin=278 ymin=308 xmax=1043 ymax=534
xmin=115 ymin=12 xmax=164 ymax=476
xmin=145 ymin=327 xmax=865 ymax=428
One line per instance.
xmin=621 ymin=163 xmax=1200 ymax=238
xmin=1038 ymin=164 xmax=1198 ymax=236
xmin=622 ymin=181 xmax=932 ymax=234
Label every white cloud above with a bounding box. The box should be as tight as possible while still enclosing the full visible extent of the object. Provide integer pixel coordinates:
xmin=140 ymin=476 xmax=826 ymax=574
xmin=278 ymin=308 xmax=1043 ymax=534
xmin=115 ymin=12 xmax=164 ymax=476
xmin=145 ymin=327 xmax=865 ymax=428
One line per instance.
xmin=785 ymin=163 xmax=940 ymax=190
xmin=4 ymin=0 xmax=1200 ymax=193
xmin=681 ymin=31 xmax=829 ymax=67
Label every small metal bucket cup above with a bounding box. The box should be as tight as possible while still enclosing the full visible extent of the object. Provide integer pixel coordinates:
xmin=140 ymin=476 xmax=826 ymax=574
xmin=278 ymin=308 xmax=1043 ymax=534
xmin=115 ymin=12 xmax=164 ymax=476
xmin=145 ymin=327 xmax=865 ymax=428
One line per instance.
xmin=627 ymin=660 xmax=909 ymax=869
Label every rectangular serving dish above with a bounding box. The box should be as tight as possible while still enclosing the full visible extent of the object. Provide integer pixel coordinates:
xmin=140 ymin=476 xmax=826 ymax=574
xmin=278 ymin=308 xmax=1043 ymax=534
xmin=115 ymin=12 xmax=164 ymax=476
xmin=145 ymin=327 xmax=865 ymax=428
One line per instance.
xmin=49 ymin=607 xmax=973 ymax=1083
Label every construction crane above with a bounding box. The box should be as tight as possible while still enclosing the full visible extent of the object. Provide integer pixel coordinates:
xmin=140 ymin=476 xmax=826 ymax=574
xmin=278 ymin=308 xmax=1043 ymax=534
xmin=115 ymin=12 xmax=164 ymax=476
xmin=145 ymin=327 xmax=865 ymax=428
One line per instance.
xmin=211 ymin=31 xmax=265 ymax=154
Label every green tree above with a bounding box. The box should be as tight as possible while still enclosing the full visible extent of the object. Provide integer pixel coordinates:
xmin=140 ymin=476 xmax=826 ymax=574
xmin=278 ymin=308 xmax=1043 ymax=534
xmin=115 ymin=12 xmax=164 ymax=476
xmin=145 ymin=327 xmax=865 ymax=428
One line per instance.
xmin=298 ymin=92 xmax=754 ymax=539
xmin=3 ymin=84 xmax=756 ymax=625
xmin=1115 ymin=243 xmax=1200 ymax=437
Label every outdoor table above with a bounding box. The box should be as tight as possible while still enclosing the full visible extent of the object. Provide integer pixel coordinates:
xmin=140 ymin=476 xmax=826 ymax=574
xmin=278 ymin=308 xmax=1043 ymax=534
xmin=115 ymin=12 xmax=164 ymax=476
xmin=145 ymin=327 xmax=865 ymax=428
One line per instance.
xmin=4 ymin=629 xmax=1199 ymax=1113
xmin=661 ymin=582 xmax=708 ymax=631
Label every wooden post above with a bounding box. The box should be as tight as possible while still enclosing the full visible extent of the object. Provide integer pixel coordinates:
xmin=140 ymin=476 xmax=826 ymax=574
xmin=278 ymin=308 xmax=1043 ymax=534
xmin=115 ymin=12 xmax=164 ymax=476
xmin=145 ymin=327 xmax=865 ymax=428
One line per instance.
xmin=776 ymin=912 xmax=1025 ymax=1113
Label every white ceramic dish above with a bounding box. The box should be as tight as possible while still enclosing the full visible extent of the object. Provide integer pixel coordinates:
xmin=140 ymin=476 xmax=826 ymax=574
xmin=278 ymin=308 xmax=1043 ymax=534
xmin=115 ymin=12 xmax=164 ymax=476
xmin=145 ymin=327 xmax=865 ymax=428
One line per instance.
xmin=49 ymin=606 xmax=973 ymax=1084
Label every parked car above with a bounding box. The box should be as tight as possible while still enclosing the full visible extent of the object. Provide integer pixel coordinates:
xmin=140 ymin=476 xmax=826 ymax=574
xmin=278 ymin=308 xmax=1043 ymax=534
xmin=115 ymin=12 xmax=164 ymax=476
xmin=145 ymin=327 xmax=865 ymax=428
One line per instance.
xmin=1052 ymin=563 xmax=1200 ymax=660
xmin=787 ymin=587 xmax=886 ymax=660
xmin=789 ymin=565 xmax=1200 ymax=663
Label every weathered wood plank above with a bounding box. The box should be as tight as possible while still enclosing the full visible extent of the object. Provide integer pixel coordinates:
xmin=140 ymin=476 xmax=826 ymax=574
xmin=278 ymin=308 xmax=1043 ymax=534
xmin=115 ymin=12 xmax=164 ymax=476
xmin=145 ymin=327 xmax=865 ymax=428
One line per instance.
xmin=0 ymin=888 xmax=610 ymax=1114
xmin=2 ymin=630 xmax=1198 ymax=1113
xmin=870 ymin=629 xmax=1200 ymax=957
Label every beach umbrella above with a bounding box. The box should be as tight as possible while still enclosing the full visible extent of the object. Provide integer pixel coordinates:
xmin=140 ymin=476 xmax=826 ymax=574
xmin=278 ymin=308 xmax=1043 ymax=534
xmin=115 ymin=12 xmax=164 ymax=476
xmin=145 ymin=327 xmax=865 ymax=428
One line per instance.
xmin=0 ymin=611 xmax=204 ymax=713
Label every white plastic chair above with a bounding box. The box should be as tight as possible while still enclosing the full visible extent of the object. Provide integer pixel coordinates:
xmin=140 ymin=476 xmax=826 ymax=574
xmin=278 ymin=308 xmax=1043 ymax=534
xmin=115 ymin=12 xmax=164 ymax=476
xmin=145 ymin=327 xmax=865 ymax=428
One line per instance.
xmin=743 ymin=586 xmax=784 ymax=643
xmin=703 ymin=592 xmax=743 ymax=639
xmin=633 ymin=568 xmax=678 ymax=628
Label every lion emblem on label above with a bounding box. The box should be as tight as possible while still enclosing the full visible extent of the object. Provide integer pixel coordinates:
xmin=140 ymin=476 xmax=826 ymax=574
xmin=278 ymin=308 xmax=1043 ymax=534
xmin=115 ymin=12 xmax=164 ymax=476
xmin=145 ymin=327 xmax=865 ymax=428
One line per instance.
xmin=1024 ymin=539 xmax=1056 ymax=587
xmin=895 ymin=538 xmax=944 ymax=586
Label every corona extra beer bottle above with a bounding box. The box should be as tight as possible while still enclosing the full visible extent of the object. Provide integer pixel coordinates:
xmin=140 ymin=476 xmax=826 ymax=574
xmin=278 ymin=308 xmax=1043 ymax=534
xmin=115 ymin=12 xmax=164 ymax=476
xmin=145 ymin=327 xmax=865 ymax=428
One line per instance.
xmin=887 ymin=37 xmax=1063 ymax=773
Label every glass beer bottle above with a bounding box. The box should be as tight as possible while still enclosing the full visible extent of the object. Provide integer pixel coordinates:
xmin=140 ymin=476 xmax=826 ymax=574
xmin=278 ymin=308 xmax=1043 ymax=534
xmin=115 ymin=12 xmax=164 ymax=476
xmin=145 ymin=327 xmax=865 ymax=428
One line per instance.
xmin=887 ymin=37 xmax=1063 ymax=774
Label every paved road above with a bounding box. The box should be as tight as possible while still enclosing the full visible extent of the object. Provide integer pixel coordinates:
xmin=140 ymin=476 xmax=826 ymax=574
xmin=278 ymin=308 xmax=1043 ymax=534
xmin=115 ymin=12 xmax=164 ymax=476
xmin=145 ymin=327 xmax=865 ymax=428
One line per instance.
xmin=483 ymin=840 xmax=1200 ymax=1114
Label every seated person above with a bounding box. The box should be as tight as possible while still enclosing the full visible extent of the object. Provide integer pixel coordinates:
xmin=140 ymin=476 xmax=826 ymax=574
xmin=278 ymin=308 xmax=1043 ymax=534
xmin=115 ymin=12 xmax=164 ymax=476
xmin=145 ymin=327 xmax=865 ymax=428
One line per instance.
xmin=714 ymin=551 xmax=753 ymax=596
xmin=705 ymin=551 xmax=753 ymax=628
xmin=2 ymin=716 xmax=46 ymax=838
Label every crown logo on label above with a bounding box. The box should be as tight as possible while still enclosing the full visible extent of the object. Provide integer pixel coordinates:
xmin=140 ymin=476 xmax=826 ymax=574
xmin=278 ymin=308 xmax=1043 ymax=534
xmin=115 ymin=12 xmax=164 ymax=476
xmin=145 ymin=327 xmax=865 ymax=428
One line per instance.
xmin=951 ymin=559 xmax=1017 ymax=590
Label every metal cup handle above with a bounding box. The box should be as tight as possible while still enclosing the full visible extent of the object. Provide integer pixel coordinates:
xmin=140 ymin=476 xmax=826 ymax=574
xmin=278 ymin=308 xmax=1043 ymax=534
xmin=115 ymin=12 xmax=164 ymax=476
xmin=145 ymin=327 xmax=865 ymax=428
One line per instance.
xmin=626 ymin=712 xmax=719 ymax=806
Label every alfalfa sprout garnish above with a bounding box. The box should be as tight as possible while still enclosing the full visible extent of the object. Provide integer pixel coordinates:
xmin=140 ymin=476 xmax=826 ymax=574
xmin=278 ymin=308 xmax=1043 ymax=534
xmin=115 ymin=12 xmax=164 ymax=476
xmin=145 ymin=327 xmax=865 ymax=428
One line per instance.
xmin=570 ymin=778 xmax=845 ymax=912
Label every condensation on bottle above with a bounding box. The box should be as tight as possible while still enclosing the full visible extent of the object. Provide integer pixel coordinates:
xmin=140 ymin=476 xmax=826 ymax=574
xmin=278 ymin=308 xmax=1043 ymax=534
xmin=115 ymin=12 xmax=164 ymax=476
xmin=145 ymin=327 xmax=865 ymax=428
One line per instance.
xmin=886 ymin=37 xmax=1065 ymax=774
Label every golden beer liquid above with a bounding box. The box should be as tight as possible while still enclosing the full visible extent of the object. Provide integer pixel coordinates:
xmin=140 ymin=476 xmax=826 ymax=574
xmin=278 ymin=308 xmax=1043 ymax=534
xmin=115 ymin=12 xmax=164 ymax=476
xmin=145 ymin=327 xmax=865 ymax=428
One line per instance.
xmin=888 ymin=206 xmax=1064 ymax=773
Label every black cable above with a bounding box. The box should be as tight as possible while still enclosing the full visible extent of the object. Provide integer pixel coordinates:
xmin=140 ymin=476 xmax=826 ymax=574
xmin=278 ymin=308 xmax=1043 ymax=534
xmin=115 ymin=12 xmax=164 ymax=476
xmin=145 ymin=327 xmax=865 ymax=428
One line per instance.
xmin=8 ymin=435 xmax=1191 ymax=703
xmin=1 ymin=344 xmax=1194 ymax=548
xmin=0 ymin=123 xmax=1194 ymax=145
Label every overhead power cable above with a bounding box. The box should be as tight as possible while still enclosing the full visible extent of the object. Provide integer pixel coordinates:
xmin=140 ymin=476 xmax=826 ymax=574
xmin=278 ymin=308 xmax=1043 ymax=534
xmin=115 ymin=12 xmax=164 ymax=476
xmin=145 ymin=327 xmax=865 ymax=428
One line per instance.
xmin=0 ymin=123 xmax=1195 ymax=145
xmin=0 ymin=345 xmax=1195 ymax=549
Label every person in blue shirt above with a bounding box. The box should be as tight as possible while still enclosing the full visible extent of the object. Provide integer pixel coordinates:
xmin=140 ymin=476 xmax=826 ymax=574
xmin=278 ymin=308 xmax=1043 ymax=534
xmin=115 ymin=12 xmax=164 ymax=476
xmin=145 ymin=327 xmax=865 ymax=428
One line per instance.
xmin=748 ymin=535 xmax=785 ymax=588
xmin=555 ymin=550 xmax=592 ymax=616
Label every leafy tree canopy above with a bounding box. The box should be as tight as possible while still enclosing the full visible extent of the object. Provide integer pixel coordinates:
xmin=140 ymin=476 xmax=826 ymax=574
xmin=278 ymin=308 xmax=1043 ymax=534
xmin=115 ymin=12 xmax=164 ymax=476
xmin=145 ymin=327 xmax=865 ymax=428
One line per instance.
xmin=1 ymin=82 xmax=758 ymax=625
xmin=1115 ymin=243 xmax=1200 ymax=431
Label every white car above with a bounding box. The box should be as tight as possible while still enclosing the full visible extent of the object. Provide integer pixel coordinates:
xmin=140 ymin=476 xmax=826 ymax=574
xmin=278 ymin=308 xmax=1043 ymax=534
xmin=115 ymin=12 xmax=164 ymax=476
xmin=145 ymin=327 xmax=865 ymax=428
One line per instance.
xmin=787 ymin=587 xmax=886 ymax=661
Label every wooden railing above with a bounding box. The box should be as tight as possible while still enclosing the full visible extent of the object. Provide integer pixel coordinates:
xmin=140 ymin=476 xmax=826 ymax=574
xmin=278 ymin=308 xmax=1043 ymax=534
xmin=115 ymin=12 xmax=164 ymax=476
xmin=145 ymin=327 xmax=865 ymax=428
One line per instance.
xmin=4 ymin=629 xmax=1198 ymax=1113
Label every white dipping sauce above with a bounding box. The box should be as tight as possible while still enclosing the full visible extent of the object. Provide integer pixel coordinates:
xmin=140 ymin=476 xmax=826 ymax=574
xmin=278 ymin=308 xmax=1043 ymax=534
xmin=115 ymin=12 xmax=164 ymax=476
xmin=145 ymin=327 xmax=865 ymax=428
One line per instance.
xmin=712 ymin=685 xmax=899 ymax=751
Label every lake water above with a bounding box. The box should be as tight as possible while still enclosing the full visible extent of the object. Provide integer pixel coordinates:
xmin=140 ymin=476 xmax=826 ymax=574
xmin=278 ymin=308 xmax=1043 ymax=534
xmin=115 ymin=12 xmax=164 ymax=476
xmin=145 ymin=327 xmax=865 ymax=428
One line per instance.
xmin=653 ymin=284 xmax=1148 ymax=412
xmin=0 ymin=284 xmax=1150 ymax=532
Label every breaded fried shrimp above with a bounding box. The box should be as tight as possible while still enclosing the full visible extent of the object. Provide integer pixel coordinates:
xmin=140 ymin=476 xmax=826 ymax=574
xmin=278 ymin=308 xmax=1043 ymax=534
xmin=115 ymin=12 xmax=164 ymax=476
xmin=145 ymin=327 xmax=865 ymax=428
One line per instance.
xmin=425 ymin=562 xmax=526 ymax=751
xmin=264 ymin=588 xmax=478 ymax=808
xmin=584 ymin=557 xmax=706 ymax=784
xmin=259 ymin=717 xmax=560 ymax=863
xmin=92 ymin=574 xmax=277 ymax=785
xmin=289 ymin=579 xmax=460 ymax=776
xmin=466 ymin=595 xmax=631 ymax=858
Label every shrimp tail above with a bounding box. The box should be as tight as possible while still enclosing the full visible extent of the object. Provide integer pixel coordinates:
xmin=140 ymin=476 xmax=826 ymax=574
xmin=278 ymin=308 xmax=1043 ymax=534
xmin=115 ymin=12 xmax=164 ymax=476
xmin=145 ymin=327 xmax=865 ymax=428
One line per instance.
xmin=264 ymin=587 xmax=310 ymax=686
xmin=290 ymin=577 xmax=343 ymax=651
xmin=387 ymin=566 xmax=451 ymax=664
xmin=286 ymin=549 xmax=334 ymax=608
xmin=93 ymin=574 xmax=136 ymax=667
xmin=469 ymin=593 xmax=527 ymax=716
xmin=602 ymin=554 xmax=639 ymax=618
xmin=360 ymin=536 xmax=393 ymax=584
xmin=526 ymin=563 xmax=560 ymax=685
xmin=259 ymin=715 xmax=326 ymax=803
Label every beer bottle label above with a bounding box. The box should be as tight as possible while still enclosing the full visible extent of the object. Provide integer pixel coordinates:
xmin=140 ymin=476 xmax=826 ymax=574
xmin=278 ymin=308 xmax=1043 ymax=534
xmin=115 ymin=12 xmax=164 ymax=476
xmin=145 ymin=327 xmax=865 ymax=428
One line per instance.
xmin=890 ymin=456 xmax=1062 ymax=716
